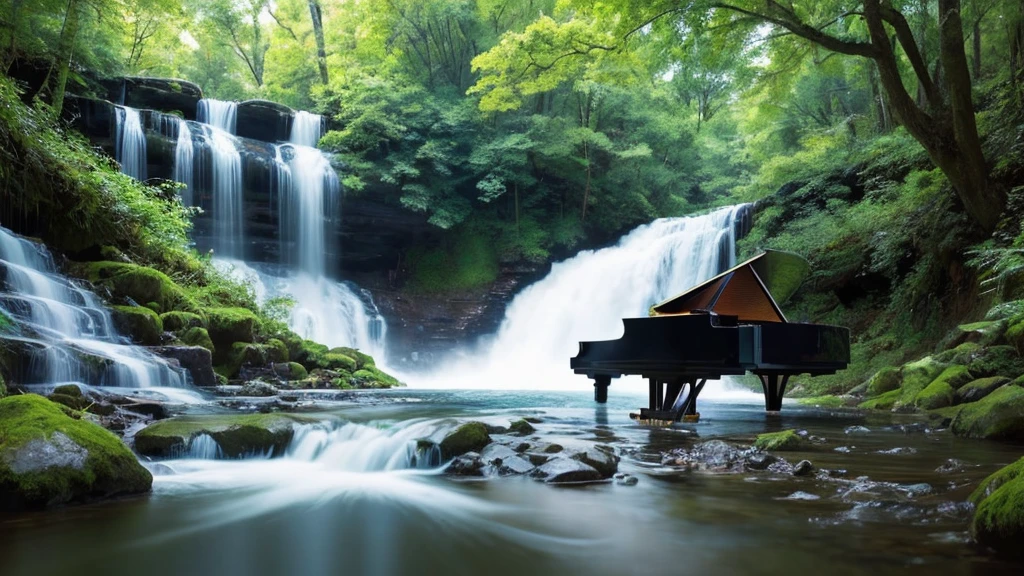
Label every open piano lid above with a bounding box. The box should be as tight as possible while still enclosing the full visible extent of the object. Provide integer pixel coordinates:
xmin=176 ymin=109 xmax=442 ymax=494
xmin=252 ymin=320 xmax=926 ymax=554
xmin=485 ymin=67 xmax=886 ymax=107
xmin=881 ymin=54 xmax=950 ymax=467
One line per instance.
xmin=649 ymin=250 xmax=811 ymax=323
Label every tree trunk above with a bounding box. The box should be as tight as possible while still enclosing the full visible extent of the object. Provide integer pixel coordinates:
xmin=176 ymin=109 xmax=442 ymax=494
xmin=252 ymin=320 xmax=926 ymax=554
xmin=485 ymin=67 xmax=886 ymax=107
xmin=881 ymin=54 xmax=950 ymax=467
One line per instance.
xmin=46 ymin=0 xmax=80 ymax=119
xmin=308 ymin=0 xmax=329 ymax=84
xmin=972 ymin=20 xmax=982 ymax=79
xmin=581 ymin=140 xmax=591 ymax=223
xmin=3 ymin=0 xmax=24 ymax=72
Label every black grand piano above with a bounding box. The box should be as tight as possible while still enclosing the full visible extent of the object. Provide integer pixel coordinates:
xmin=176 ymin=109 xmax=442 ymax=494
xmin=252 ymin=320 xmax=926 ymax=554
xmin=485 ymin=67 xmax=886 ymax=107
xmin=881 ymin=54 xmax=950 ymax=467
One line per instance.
xmin=570 ymin=250 xmax=850 ymax=422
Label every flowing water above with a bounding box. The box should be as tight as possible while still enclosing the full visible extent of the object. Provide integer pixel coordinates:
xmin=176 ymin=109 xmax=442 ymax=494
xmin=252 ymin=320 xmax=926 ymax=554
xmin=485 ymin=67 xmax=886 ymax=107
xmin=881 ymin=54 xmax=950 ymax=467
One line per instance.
xmin=196 ymin=99 xmax=237 ymax=134
xmin=114 ymin=106 xmax=146 ymax=180
xmin=198 ymin=124 xmax=244 ymax=260
xmin=173 ymin=119 xmax=194 ymax=206
xmin=0 ymin=226 xmax=191 ymax=398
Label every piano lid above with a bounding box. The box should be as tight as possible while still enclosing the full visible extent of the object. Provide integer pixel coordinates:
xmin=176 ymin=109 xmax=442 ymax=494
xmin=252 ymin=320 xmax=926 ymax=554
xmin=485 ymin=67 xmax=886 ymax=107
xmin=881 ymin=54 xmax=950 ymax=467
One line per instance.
xmin=649 ymin=250 xmax=811 ymax=322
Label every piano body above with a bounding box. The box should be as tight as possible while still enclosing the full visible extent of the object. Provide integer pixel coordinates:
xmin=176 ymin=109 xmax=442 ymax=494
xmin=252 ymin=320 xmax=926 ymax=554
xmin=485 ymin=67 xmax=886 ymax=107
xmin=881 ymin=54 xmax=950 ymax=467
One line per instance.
xmin=570 ymin=250 xmax=850 ymax=421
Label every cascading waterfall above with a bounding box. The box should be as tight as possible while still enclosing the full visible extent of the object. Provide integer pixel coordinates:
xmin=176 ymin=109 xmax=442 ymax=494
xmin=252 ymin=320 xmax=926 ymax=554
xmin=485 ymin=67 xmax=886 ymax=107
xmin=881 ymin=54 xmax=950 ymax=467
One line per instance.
xmin=196 ymin=99 xmax=237 ymax=134
xmin=200 ymin=124 xmax=244 ymax=259
xmin=0 ymin=226 xmax=188 ymax=392
xmin=115 ymin=106 xmax=146 ymax=180
xmin=173 ymin=119 xmax=195 ymax=206
xmin=407 ymin=205 xmax=753 ymax=389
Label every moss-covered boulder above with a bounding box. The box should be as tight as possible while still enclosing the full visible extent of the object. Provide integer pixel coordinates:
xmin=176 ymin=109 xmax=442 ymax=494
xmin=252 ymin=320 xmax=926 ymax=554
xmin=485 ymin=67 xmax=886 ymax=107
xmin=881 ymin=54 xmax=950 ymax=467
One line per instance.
xmin=294 ymin=340 xmax=328 ymax=369
xmin=934 ymin=342 xmax=982 ymax=365
xmin=350 ymin=367 xmax=402 ymax=389
xmin=932 ymin=365 xmax=974 ymax=389
xmin=967 ymin=345 xmax=1024 ymax=379
xmin=206 ymin=307 xmax=260 ymax=349
xmin=439 ymin=422 xmax=491 ymax=460
xmin=914 ymin=380 xmax=955 ymax=410
xmin=969 ymin=457 xmax=1024 ymax=557
xmin=265 ymin=338 xmax=288 ymax=363
xmin=950 ymin=385 xmax=1024 ymax=441
xmin=160 ymin=311 xmax=205 ymax=332
xmin=329 ymin=347 xmax=375 ymax=368
xmin=0 ymin=395 xmax=152 ymax=511
xmin=133 ymin=413 xmax=311 ymax=458
xmin=180 ymin=327 xmax=215 ymax=354
xmin=866 ymin=367 xmax=901 ymax=397
xmin=278 ymin=362 xmax=307 ymax=381
xmin=753 ymin=429 xmax=806 ymax=451
xmin=509 ymin=419 xmax=536 ymax=435
xmin=322 ymin=352 xmax=357 ymax=372
xmin=1005 ymin=317 xmax=1024 ymax=354
xmin=956 ymin=320 xmax=1007 ymax=347
xmin=957 ymin=377 xmax=1011 ymax=404
xmin=217 ymin=342 xmax=268 ymax=379
xmin=82 ymin=261 xmax=197 ymax=313
xmin=895 ymin=356 xmax=948 ymax=408
xmin=859 ymin=389 xmax=900 ymax=410
xmin=111 ymin=305 xmax=163 ymax=345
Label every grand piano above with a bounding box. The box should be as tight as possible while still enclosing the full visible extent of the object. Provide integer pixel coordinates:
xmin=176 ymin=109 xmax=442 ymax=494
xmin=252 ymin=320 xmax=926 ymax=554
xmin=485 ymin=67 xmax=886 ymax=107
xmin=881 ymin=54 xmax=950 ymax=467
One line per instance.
xmin=570 ymin=250 xmax=850 ymax=422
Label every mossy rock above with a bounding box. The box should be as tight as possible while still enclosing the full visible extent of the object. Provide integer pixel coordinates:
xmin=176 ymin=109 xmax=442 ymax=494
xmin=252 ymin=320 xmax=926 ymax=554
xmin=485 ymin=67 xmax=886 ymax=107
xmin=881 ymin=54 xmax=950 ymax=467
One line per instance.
xmin=294 ymin=340 xmax=329 ymax=369
xmin=0 ymin=395 xmax=152 ymax=511
xmin=111 ymin=305 xmax=163 ymax=346
xmin=0 ymin=372 xmax=6 ymax=398
xmin=180 ymin=327 xmax=215 ymax=354
xmin=206 ymin=307 xmax=260 ymax=349
xmin=753 ymin=429 xmax=805 ymax=451
xmin=278 ymin=331 xmax=305 ymax=362
xmin=439 ymin=422 xmax=491 ymax=460
xmin=350 ymin=367 xmax=402 ymax=389
xmin=957 ymin=320 xmax=1007 ymax=346
xmin=134 ymin=413 xmax=311 ymax=458
xmin=160 ymin=311 xmax=205 ymax=332
xmin=895 ymin=356 xmax=948 ymax=408
xmin=859 ymin=389 xmax=900 ymax=411
xmin=967 ymin=345 xmax=1024 ymax=379
xmin=331 ymin=377 xmax=354 ymax=390
xmin=934 ymin=342 xmax=982 ymax=365
xmin=950 ymin=385 xmax=1024 ymax=441
xmin=914 ymin=380 xmax=955 ymax=410
xmin=218 ymin=342 xmax=268 ymax=379
xmin=329 ymin=347 xmax=375 ymax=369
xmin=284 ymin=362 xmax=307 ymax=381
xmin=48 ymin=392 xmax=89 ymax=411
xmin=796 ymin=395 xmax=849 ymax=408
xmin=1005 ymin=319 xmax=1024 ymax=354
xmin=265 ymin=338 xmax=288 ymax=363
xmin=970 ymin=457 xmax=1024 ymax=557
xmin=931 ymin=365 xmax=974 ymax=390
xmin=322 ymin=352 xmax=357 ymax=372
xmin=81 ymin=261 xmax=198 ymax=314
xmin=52 ymin=384 xmax=83 ymax=397
xmin=866 ymin=367 xmax=901 ymax=397
xmin=509 ymin=419 xmax=536 ymax=435
xmin=957 ymin=377 xmax=1011 ymax=404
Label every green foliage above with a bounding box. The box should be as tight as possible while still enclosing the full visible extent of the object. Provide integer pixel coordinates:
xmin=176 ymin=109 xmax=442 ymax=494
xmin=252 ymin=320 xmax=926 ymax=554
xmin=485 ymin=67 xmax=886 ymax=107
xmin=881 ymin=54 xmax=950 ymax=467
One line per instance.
xmin=752 ymin=429 xmax=805 ymax=452
xmin=180 ymin=327 xmax=214 ymax=354
xmin=205 ymin=308 xmax=260 ymax=349
xmin=407 ymin=233 xmax=499 ymax=293
xmin=110 ymin=305 xmax=163 ymax=346
xmin=950 ymin=385 xmax=1024 ymax=441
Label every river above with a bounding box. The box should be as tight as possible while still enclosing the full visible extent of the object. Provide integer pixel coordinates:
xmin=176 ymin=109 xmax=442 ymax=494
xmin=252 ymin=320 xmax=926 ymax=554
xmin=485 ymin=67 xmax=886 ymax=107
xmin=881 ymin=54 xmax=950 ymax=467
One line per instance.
xmin=1 ymin=388 xmax=1021 ymax=576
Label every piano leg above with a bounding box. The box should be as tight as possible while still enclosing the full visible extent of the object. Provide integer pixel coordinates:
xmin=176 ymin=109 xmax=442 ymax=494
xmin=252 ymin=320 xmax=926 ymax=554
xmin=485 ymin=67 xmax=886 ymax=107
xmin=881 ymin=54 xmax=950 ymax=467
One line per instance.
xmin=593 ymin=375 xmax=611 ymax=404
xmin=757 ymin=373 xmax=791 ymax=412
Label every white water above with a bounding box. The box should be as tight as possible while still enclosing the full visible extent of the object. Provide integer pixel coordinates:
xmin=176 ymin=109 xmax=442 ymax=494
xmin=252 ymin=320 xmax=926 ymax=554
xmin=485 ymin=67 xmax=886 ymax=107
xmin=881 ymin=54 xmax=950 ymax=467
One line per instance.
xmin=173 ymin=119 xmax=195 ymax=206
xmin=201 ymin=124 xmax=245 ymax=259
xmin=196 ymin=99 xmax=237 ymax=134
xmin=115 ymin=106 xmax=146 ymax=180
xmin=404 ymin=205 xmax=757 ymax=396
xmin=0 ymin=226 xmax=188 ymax=393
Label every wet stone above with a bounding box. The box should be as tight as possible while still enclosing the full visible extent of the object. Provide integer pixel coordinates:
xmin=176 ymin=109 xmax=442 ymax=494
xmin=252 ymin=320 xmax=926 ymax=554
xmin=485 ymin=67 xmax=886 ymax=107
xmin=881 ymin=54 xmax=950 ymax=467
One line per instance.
xmin=935 ymin=458 xmax=968 ymax=473
xmin=834 ymin=446 xmax=854 ymax=453
xmin=616 ymin=474 xmax=639 ymax=486
xmin=445 ymin=452 xmax=485 ymax=477
xmin=844 ymin=426 xmax=871 ymax=435
xmin=783 ymin=491 xmax=820 ymax=501
xmin=876 ymin=447 xmax=918 ymax=455
xmin=497 ymin=456 xmax=535 ymax=476
xmin=793 ymin=460 xmax=815 ymax=476
xmin=240 ymin=380 xmax=278 ymax=397
xmin=531 ymin=458 xmax=603 ymax=484
xmin=745 ymin=452 xmax=780 ymax=471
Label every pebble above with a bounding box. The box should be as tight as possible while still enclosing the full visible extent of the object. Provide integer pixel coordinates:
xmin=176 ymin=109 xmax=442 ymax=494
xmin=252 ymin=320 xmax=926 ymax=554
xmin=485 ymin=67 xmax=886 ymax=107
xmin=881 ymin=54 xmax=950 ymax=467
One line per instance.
xmin=844 ymin=425 xmax=871 ymax=435
xmin=615 ymin=474 xmax=639 ymax=486
xmin=783 ymin=491 xmax=820 ymax=501
xmin=793 ymin=460 xmax=814 ymax=476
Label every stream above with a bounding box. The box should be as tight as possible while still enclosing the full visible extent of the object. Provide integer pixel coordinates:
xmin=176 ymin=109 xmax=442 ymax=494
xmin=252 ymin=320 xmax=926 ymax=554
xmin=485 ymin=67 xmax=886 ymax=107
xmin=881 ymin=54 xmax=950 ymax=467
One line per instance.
xmin=1 ymin=388 xmax=1021 ymax=576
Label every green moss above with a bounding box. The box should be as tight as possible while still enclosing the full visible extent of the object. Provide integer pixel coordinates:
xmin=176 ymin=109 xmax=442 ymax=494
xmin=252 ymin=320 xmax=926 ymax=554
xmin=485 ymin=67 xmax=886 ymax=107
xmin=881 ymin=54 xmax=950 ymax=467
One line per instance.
xmin=0 ymin=309 xmax=14 ymax=333
xmin=407 ymin=233 xmax=499 ymax=294
xmin=265 ymin=338 xmax=288 ymax=363
xmin=160 ymin=311 xmax=205 ymax=332
xmin=932 ymin=365 xmax=974 ymax=389
xmin=285 ymin=362 xmax=307 ymax=380
xmin=967 ymin=345 xmax=1024 ymax=379
xmin=970 ymin=460 xmax=1024 ymax=557
xmin=914 ymin=380 xmax=955 ymax=410
xmin=753 ymin=429 xmax=806 ymax=451
xmin=1006 ymin=319 xmax=1024 ymax=354
xmin=859 ymin=389 xmax=901 ymax=410
xmin=329 ymin=347 xmax=375 ymax=369
xmin=0 ymin=372 xmax=6 ymax=398
xmin=295 ymin=340 xmax=329 ymax=369
xmin=134 ymin=413 xmax=314 ymax=458
xmin=82 ymin=261 xmax=198 ymax=313
xmin=957 ymin=377 xmax=1011 ymax=404
xmin=439 ymin=422 xmax=491 ymax=459
xmin=47 ymin=393 xmax=88 ymax=411
xmin=219 ymin=342 xmax=267 ymax=379
xmin=180 ymin=327 xmax=214 ymax=354
xmin=934 ymin=342 xmax=982 ymax=364
xmin=322 ymin=352 xmax=357 ymax=372
xmin=797 ymin=395 xmax=846 ymax=408
xmin=866 ymin=367 xmax=901 ymax=397
xmin=0 ymin=395 xmax=152 ymax=510
xmin=331 ymin=377 xmax=354 ymax=389
xmin=950 ymin=385 xmax=1024 ymax=441
xmin=895 ymin=356 xmax=948 ymax=408
xmin=110 ymin=305 xmax=163 ymax=345
xmin=52 ymin=384 xmax=82 ymax=397
xmin=509 ymin=418 xmax=536 ymax=435
xmin=351 ymin=367 xmax=402 ymax=389
xmin=206 ymin=307 xmax=260 ymax=348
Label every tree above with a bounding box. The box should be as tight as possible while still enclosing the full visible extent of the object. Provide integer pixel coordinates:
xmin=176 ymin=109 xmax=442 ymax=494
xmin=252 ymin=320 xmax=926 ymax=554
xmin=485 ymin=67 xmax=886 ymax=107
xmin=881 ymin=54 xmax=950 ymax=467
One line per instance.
xmin=197 ymin=0 xmax=270 ymax=86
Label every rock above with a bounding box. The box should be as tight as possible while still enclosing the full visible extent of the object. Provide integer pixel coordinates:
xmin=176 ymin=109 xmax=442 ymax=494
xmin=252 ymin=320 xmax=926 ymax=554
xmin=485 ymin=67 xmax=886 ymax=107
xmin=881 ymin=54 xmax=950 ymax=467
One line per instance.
xmin=967 ymin=345 xmax=1024 ymax=379
xmin=956 ymin=377 xmax=1011 ymax=404
xmin=52 ymin=384 xmax=83 ymax=397
xmin=950 ymin=385 xmax=1024 ymax=441
xmin=80 ymin=261 xmax=198 ymax=314
xmin=120 ymin=77 xmax=204 ymax=119
xmin=497 ymin=454 xmax=535 ymax=475
xmin=149 ymin=345 xmax=216 ymax=386
xmin=110 ymin=305 xmax=163 ymax=345
xmin=236 ymin=99 xmax=294 ymax=143
xmin=219 ymin=342 xmax=268 ymax=379
xmin=205 ymin=307 xmax=260 ymax=349
xmin=273 ymin=362 xmax=308 ymax=381
xmin=783 ymin=491 xmax=820 ymax=500
xmin=122 ymin=401 xmax=169 ymax=419
xmin=264 ymin=338 xmax=288 ymax=363
xmin=616 ymin=474 xmax=639 ymax=486
xmin=858 ymin=390 xmax=900 ymax=410
xmin=322 ymin=352 xmax=357 ymax=372
xmin=160 ymin=311 xmax=205 ymax=332
xmin=573 ymin=446 xmax=619 ymax=478
xmin=753 ymin=429 xmax=806 ymax=451
xmin=970 ymin=457 xmax=1024 ymax=556
xmin=844 ymin=425 xmax=871 ymax=435
xmin=0 ymin=395 xmax=152 ymax=510
xmin=914 ymin=380 xmax=956 ymax=410
xmin=240 ymin=380 xmax=278 ymax=397
xmin=663 ymin=440 xmax=747 ymax=471
xmin=350 ymin=366 xmax=402 ymax=389
xmin=936 ymin=458 xmax=968 ymax=473
xmin=895 ymin=356 xmax=948 ymax=409
xmin=745 ymin=452 xmax=781 ymax=470
xmin=866 ymin=367 xmax=901 ymax=396
xmin=542 ymin=443 xmax=564 ymax=454
xmin=133 ymin=413 xmax=307 ymax=458
xmin=47 ymin=392 xmax=89 ymax=411
xmin=444 ymin=452 xmax=485 ymax=476
xmin=531 ymin=458 xmax=603 ymax=484
xmin=792 ymin=460 xmax=814 ymax=476
xmin=876 ymin=447 xmax=917 ymax=455
xmin=439 ymin=422 xmax=491 ymax=460
xmin=508 ymin=418 xmax=536 ymax=435
xmin=180 ymin=327 xmax=215 ymax=354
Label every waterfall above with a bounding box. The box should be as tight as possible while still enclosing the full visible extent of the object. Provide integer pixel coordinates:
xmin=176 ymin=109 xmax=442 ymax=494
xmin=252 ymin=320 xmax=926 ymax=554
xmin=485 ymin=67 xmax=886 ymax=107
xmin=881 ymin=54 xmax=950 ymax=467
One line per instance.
xmin=196 ymin=99 xmax=237 ymax=134
xmin=200 ymin=125 xmax=244 ymax=259
xmin=290 ymin=111 xmax=323 ymax=147
xmin=174 ymin=119 xmax=195 ymax=206
xmin=115 ymin=106 xmax=146 ymax=180
xmin=406 ymin=205 xmax=752 ymax=389
xmin=0 ymin=226 xmax=188 ymax=391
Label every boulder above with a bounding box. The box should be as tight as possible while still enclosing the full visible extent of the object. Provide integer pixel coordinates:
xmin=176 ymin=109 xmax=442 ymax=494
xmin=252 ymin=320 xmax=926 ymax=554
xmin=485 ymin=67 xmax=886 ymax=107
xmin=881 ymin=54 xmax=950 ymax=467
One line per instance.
xmin=896 ymin=356 xmax=947 ymax=407
xmin=81 ymin=261 xmax=198 ymax=314
xmin=121 ymin=77 xmax=204 ymax=120
xmin=508 ymin=418 xmax=536 ymax=436
xmin=0 ymin=395 xmax=152 ymax=511
xmin=111 ymin=305 xmax=163 ymax=345
xmin=970 ymin=457 xmax=1024 ymax=557
xmin=180 ymin=327 xmax=215 ymax=354
xmin=858 ymin=389 xmax=900 ymax=410
xmin=240 ymin=380 xmax=278 ymax=397
xmin=753 ymin=429 xmax=806 ymax=451
xmin=236 ymin=99 xmax=294 ymax=143
xmin=134 ymin=413 xmax=307 ymax=458
xmin=273 ymin=362 xmax=308 ymax=381
xmin=265 ymin=338 xmax=289 ymax=363
xmin=439 ymin=422 xmax=491 ymax=460
xmin=160 ymin=311 xmax=205 ymax=332
xmin=218 ymin=342 xmax=268 ymax=379
xmin=206 ymin=308 xmax=260 ymax=348
xmin=149 ymin=346 xmax=217 ymax=386
xmin=967 ymin=346 xmax=1024 ymax=379
xmin=866 ymin=367 xmax=901 ymax=396
xmin=957 ymin=377 xmax=1011 ymax=404
xmin=350 ymin=366 xmax=402 ymax=389
xmin=572 ymin=446 xmax=619 ymax=478
xmin=914 ymin=380 xmax=956 ymax=410
xmin=950 ymin=385 xmax=1024 ymax=441
xmin=444 ymin=452 xmax=485 ymax=476
xmin=531 ymin=458 xmax=603 ymax=484
xmin=322 ymin=352 xmax=357 ymax=372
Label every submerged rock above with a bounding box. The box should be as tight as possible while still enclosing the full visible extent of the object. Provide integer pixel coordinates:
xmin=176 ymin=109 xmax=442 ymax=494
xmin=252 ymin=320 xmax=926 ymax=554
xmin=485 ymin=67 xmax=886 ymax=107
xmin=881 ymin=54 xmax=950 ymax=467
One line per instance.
xmin=531 ymin=458 xmax=602 ymax=484
xmin=0 ymin=395 xmax=152 ymax=511
xmin=133 ymin=413 xmax=310 ymax=458
xmin=445 ymin=452 xmax=485 ymax=477
xmin=793 ymin=460 xmax=815 ymax=476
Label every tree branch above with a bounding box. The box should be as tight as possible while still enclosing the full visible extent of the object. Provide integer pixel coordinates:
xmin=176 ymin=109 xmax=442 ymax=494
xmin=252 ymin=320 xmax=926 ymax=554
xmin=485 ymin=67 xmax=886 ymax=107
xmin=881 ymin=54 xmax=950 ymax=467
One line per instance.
xmin=877 ymin=3 xmax=941 ymax=109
